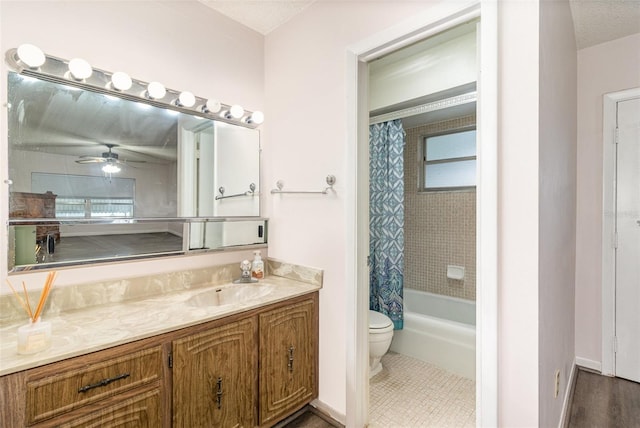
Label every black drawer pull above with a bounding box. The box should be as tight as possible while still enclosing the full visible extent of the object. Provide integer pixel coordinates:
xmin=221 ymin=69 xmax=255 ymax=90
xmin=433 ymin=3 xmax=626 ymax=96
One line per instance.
xmin=78 ymin=372 xmax=130 ymax=393
xmin=287 ymin=346 xmax=295 ymax=372
xmin=215 ymin=377 xmax=223 ymax=409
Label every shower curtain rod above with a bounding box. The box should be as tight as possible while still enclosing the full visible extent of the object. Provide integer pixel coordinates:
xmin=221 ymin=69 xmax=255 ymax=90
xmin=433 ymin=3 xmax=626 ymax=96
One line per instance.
xmin=369 ymin=91 xmax=476 ymax=125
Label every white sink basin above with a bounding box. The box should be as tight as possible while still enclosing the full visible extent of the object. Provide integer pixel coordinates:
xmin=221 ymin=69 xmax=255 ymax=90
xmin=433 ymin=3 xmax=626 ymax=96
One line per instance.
xmin=186 ymin=283 xmax=275 ymax=308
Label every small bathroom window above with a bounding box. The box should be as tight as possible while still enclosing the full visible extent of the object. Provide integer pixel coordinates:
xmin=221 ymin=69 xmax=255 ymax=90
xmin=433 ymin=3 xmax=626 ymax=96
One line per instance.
xmin=421 ymin=128 xmax=476 ymax=191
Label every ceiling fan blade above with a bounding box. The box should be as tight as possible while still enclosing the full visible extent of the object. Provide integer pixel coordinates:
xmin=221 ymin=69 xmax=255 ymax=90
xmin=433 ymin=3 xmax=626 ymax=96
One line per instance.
xmin=76 ymin=157 xmax=106 ymax=164
xmin=115 ymin=145 xmax=173 ymax=162
xmin=75 ymin=144 xmax=147 ymax=166
xmin=117 ymin=160 xmax=139 ymax=168
xmin=118 ymin=159 xmax=147 ymax=164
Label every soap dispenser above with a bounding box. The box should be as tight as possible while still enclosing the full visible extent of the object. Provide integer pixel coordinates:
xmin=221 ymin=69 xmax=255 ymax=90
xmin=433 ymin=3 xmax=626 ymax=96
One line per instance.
xmin=251 ymin=250 xmax=264 ymax=279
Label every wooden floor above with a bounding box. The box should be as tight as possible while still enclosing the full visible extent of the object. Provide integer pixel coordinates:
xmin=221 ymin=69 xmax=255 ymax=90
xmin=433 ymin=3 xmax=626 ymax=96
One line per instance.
xmin=567 ymin=368 xmax=640 ymax=427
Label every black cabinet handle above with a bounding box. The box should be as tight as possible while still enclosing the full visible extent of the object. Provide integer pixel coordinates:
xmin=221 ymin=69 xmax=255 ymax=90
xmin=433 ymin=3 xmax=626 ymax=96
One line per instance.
xmin=78 ymin=372 xmax=130 ymax=393
xmin=287 ymin=346 xmax=295 ymax=372
xmin=215 ymin=377 xmax=223 ymax=409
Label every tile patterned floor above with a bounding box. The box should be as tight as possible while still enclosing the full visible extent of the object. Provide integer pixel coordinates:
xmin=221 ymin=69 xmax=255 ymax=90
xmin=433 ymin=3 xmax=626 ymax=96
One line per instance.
xmin=369 ymin=352 xmax=476 ymax=427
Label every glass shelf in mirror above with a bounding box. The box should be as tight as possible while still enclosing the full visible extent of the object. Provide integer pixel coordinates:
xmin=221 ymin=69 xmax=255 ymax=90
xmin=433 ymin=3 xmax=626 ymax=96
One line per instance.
xmin=8 ymin=218 xmax=267 ymax=272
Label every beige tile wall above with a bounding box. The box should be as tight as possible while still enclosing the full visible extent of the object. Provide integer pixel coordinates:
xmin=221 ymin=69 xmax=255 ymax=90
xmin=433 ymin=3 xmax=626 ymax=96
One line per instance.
xmin=404 ymin=114 xmax=476 ymax=301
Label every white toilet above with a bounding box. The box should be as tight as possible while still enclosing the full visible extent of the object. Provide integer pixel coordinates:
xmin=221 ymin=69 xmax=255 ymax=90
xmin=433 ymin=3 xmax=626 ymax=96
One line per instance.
xmin=369 ymin=310 xmax=394 ymax=378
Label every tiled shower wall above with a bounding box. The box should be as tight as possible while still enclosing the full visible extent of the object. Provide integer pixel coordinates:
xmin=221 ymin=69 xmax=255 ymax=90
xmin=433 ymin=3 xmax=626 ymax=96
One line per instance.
xmin=404 ymin=114 xmax=476 ymax=301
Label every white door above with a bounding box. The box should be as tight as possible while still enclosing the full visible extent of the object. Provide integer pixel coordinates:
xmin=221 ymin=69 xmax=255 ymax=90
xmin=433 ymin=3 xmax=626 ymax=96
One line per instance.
xmin=615 ymin=96 xmax=640 ymax=383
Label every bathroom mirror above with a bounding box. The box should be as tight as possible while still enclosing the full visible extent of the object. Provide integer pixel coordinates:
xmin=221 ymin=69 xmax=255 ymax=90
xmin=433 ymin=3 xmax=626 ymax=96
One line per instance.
xmin=6 ymin=71 xmax=263 ymax=272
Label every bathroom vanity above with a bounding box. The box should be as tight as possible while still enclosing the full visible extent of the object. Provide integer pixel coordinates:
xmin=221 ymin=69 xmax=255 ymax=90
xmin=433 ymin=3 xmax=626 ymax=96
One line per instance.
xmin=0 ymin=264 xmax=321 ymax=428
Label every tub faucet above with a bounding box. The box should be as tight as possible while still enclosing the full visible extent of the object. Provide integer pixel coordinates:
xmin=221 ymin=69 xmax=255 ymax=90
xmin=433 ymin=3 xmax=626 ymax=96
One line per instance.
xmin=234 ymin=259 xmax=257 ymax=284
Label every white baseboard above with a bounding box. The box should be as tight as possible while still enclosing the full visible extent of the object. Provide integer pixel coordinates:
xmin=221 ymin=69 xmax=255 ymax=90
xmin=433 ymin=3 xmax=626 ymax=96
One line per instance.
xmin=311 ymin=399 xmax=346 ymax=426
xmin=558 ymin=360 xmax=578 ymax=428
xmin=575 ymin=356 xmax=601 ymax=373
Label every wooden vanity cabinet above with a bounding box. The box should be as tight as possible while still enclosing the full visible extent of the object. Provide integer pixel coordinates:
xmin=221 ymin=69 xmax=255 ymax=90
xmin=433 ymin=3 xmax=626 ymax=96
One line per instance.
xmin=258 ymin=296 xmax=318 ymax=426
xmin=172 ymin=317 xmax=257 ymax=427
xmin=0 ymin=292 xmax=318 ymax=428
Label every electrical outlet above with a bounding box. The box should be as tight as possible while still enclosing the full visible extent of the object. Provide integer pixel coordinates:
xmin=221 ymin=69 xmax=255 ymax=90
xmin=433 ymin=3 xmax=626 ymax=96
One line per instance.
xmin=554 ymin=369 xmax=560 ymax=398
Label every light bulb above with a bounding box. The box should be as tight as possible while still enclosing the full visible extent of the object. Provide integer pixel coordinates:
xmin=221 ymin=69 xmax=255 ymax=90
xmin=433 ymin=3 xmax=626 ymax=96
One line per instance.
xmin=146 ymin=81 xmax=166 ymax=99
xmin=102 ymin=163 xmax=121 ymax=174
xmin=229 ymin=104 xmax=244 ymax=119
xmin=111 ymin=71 xmax=132 ymax=91
xmin=68 ymin=58 xmax=92 ymax=80
xmin=247 ymin=111 xmax=264 ymax=125
xmin=203 ymin=99 xmax=221 ymax=114
xmin=177 ymin=91 xmax=196 ymax=107
xmin=16 ymin=44 xmax=45 ymax=68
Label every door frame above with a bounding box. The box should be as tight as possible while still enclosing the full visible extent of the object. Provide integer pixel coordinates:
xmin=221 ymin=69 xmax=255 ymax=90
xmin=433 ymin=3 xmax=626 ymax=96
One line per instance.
xmin=601 ymin=87 xmax=640 ymax=376
xmin=345 ymin=1 xmax=498 ymax=426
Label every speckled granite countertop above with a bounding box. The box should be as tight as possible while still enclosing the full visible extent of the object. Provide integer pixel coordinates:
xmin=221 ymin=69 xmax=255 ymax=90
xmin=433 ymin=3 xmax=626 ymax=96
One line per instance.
xmin=0 ymin=260 xmax=322 ymax=377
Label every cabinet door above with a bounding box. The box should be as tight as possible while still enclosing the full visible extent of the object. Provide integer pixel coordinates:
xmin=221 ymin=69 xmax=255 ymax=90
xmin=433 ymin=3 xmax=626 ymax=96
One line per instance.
xmin=172 ymin=318 xmax=257 ymax=428
xmin=259 ymin=299 xmax=317 ymax=426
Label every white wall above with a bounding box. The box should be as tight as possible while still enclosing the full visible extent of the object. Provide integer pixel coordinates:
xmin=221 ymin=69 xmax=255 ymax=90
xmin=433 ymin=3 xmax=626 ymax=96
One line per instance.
xmin=497 ymin=3 xmax=579 ymax=425
xmin=265 ymin=0 xmax=574 ymax=425
xmin=497 ymin=1 xmax=540 ymax=425
xmin=1 ymin=1 xmax=264 ymax=286
xmin=538 ymin=1 xmax=577 ymax=425
xmin=575 ymin=33 xmax=640 ymax=365
xmin=368 ymin=25 xmax=477 ymax=111
xmin=263 ymin=1 xmax=444 ymax=419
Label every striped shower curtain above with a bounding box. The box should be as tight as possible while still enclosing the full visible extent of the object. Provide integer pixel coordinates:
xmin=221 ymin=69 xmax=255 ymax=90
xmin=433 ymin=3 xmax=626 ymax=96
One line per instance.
xmin=369 ymin=119 xmax=405 ymax=330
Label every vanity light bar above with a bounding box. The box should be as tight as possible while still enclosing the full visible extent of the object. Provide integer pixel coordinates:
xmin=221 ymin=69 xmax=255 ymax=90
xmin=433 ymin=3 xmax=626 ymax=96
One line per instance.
xmin=5 ymin=44 xmax=264 ymax=129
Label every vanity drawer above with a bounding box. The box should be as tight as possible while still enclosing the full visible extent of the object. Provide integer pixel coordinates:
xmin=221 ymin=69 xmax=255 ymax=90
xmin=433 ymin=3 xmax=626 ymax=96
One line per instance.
xmin=40 ymin=387 xmax=163 ymax=428
xmin=25 ymin=346 xmax=163 ymax=425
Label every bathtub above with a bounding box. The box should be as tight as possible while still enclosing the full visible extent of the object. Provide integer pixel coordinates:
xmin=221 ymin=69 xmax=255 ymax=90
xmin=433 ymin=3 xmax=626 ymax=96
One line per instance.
xmin=389 ymin=288 xmax=476 ymax=380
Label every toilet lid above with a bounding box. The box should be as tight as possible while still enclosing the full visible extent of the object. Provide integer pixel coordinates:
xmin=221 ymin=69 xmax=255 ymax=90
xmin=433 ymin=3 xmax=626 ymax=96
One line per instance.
xmin=369 ymin=310 xmax=393 ymax=329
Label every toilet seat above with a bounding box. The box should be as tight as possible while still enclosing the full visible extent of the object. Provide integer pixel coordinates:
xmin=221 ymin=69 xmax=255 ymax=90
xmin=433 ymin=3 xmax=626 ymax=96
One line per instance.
xmin=369 ymin=310 xmax=393 ymax=330
xmin=368 ymin=310 xmax=394 ymax=378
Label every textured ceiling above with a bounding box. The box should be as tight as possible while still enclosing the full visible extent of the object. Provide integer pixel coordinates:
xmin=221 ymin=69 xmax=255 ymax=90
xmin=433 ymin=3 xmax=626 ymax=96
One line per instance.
xmin=570 ymin=0 xmax=640 ymax=49
xmin=198 ymin=0 xmax=316 ymax=35
xmin=200 ymin=0 xmax=640 ymax=47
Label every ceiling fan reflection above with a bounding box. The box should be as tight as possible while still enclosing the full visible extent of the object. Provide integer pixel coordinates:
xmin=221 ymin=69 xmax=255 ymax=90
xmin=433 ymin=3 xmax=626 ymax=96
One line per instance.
xmin=75 ymin=144 xmax=146 ymax=169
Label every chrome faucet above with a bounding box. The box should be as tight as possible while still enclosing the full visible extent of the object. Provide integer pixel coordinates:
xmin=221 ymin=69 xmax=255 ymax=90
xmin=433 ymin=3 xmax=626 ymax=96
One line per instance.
xmin=233 ymin=259 xmax=258 ymax=283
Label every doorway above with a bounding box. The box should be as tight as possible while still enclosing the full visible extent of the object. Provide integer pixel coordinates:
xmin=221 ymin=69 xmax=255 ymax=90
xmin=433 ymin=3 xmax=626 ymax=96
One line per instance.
xmin=602 ymin=88 xmax=640 ymax=383
xmin=345 ymin=2 xmax=497 ymax=426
